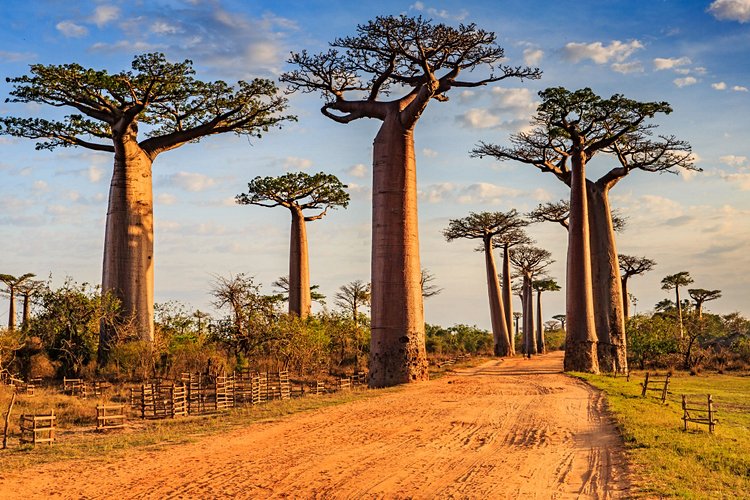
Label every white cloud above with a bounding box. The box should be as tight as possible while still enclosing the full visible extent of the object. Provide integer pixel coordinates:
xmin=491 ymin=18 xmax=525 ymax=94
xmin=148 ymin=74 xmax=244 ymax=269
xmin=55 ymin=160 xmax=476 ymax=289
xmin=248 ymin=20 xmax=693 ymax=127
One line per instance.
xmin=420 ymin=182 xmax=456 ymax=203
xmin=151 ymin=21 xmax=180 ymax=35
xmin=56 ymin=21 xmax=88 ymax=38
xmin=720 ymin=155 xmax=748 ymax=167
xmin=87 ymin=166 xmax=104 ymax=183
xmin=168 ymin=172 xmax=217 ymax=192
xmin=33 ymin=180 xmax=49 ymax=192
xmin=457 ymin=90 xmax=477 ymax=104
xmin=653 ymin=56 xmax=691 ymax=71
xmin=562 ymin=40 xmax=643 ymax=64
xmin=674 ymin=76 xmax=698 ymax=87
xmin=157 ymin=193 xmax=178 ymax=205
xmin=90 ymin=5 xmax=120 ymax=27
xmin=346 ymin=163 xmax=368 ymax=178
xmin=712 ymin=82 xmax=727 ymax=90
xmin=458 ymin=108 xmax=502 ymax=129
xmin=283 ymin=156 xmax=313 ymax=170
xmin=612 ymin=61 xmax=644 ymax=74
xmin=409 ymin=2 xmax=468 ymax=21
xmin=523 ymin=48 xmax=543 ymax=66
xmin=456 ymin=183 xmax=522 ymax=205
xmin=718 ymin=171 xmax=750 ymax=190
xmin=422 ymin=148 xmax=438 ymax=158
xmin=708 ymin=0 xmax=750 ymax=22
xmin=733 ymin=85 xmax=749 ymax=92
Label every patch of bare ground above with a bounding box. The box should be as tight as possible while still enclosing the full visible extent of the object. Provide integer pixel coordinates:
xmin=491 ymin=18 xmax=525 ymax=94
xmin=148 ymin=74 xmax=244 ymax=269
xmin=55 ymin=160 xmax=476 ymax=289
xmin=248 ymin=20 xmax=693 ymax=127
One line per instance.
xmin=0 ymin=351 xmax=629 ymax=499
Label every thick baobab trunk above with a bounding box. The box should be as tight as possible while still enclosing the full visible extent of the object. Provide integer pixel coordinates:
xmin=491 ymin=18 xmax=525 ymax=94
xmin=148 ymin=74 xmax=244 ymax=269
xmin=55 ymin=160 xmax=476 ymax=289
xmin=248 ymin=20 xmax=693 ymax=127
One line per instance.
xmin=502 ymin=244 xmax=515 ymax=355
xmin=483 ymin=238 xmax=510 ymax=356
xmin=536 ymin=289 xmax=545 ymax=354
xmin=6 ymin=288 xmax=15 ymax=331
xmin=289 ymin=207 xmax=311 ymax=318
xmin=587 ymin=182 xmax=627 ymax=373
xmin=621 ymin=277 xmax=630 ymax=319
xmin=21 ymin=293 xmax=30 ymax=332
xmin=99 ymin=134 xmax=155 ymax=364
xmin=564 ymin=150 xmax=599 ymax=373
xmin=369 ymin=114 xmax=428 ymax=387
xmin=523 ymin=276 xmax=536 ymax=356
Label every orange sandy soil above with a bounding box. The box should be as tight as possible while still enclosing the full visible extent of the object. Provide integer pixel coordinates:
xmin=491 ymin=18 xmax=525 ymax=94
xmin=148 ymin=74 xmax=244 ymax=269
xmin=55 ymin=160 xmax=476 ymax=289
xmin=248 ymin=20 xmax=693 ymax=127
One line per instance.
xmin=0 ymin=351 xmax=630 ymax=499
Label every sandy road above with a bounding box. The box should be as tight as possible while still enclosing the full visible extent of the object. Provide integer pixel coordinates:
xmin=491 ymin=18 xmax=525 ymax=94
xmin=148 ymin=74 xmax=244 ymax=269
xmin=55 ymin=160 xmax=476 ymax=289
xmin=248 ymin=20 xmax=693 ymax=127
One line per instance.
xmin=0 ymin=351 xmax=629 ymax=499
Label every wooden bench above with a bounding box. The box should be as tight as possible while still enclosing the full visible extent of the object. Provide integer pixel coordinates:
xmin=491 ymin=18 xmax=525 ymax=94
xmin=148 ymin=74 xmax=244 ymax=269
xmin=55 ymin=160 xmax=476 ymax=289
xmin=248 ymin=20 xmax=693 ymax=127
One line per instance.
xmin=96 ymin=404 xmax=126 ymax=431
xmin=641 ymin=372 xmax=671 ymax=403
xmin=682 ymin=394 xmax=717 ymax=433
xmin=20 ymin=410 xmax=55 ymax=445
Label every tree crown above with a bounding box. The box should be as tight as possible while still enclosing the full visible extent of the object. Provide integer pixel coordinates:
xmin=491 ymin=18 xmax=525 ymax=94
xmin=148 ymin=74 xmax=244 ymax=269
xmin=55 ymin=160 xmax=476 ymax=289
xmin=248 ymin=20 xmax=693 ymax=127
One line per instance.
xmin=527 ymin=199 xmax=627 ymax=232
xmin=532 ymin=278 xmax=561 ymax=292
xmin=509 ymin=245 xmax=554 ymax=276
xmin=618 ymin=254 xmax=657 ymax=277
xmin=688 ymin=288 xmax=722 ymax=303
xmin=443 ymin=210 xmax=529 ymax=247
xmin=661 ymin=271 xmax=694 ymax=290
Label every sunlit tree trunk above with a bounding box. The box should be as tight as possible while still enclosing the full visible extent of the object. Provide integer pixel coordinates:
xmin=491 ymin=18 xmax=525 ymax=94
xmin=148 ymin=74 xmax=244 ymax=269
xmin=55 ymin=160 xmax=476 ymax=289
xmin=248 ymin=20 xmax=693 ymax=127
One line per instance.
xmin=21 ymin=293 xmax=30 ymax=332
xmin=7 ymin=288 xmax=16 ymax=331
xmin=484 ymin=237 xmax=510 ymax=356
xmin=621 ymin=276 xmax=630 ymax=318
xmin=564 ymin=149 xmax=599 ymax=373
xmin=289 ymin=207 xmax=311 ymax=318
xmin=99 ymin=131 xmax=154 ymax=362
xmin=523 ymin=276 xmax=536 ymax=356
xmin=369 ymin=113 xmax=428 ymax=387
xmin=502 ymin=244 xmax=515 ymax=355
xmin=587 ymin=181 xmax=626 ymax=373
xmin=536 ymin=288 xmax=545 ymax=354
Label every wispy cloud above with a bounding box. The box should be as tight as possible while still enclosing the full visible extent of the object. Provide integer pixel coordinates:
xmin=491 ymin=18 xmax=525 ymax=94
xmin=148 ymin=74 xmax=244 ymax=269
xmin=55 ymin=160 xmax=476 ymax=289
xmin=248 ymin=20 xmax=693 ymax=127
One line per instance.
xmin=523 ymin=48 xmax=544 ymax=66
xmin=456 ymin=87 xmax=538 ymax=132
xmin=346 ymin=163 xmax=368 ymax=178
xmin=90 ymin=5 xmax=120 ymax=27
xmin=733 ymin=85 xmax=748 ymax=91
xmin=712 ymin=81 xmax=727 ymax=90
xmin=409 ymin=2 xmax=468 ymax=21
xmin=562 ymin=40 xmax=643 ymax=64
xmin=708 ymin=0 xmax=750 ymax=23
xmin=674 ymin=76 xmax=698 ymax=87
xmin=56 ymin=21 xmax=88 ymax=38
xmin=653 ymin=56 xmax=691 ymax=71
xmin=283 ymin=156 xmax=312 ymax=170
xmin=167 ymin=172 xmax=217 ymax=192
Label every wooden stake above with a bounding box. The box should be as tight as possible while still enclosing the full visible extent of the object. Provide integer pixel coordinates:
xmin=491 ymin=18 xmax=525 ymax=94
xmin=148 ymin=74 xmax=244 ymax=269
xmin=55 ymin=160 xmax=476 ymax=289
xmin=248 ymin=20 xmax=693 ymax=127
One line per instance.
xmin=2 ymin=389 xmax=17 ymax=449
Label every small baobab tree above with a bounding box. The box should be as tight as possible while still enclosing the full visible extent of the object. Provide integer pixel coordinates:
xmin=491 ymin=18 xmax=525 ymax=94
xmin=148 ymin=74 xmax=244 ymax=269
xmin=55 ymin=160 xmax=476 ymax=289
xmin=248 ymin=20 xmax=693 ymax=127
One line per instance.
xmin=474 ymin=87 xmax=696 ymax=373
xmin=16 ymin=279 xmax=45 ymax=332
xmin=510 ymin=246 xmax=554 ymax=357
xmin=553 ymin=314 xmax=567 ymax=331
xmin=661 ymin=271 xmax=694 ymax=338
xmin=618 ymin=254 xmax=656 ymax=318
xmin=688 ymin=288 xmax=721 ymax=320
xmin=532 ymin=278 xmax=561 ymax=354
xmin=0 ymin=273 xmax=35 ymax=331
xmin=281 ymin=15 xmax=540 ymax=387
xmin=237 ymin=172 xmax=349 ymax=318
xmin=420 ymin=269 xmax=443 ymax=299
xmin=335 ymin=280 xmax=371 ymax=326
xmin=0 ymin=53 xmax=293 ymax=362
xmin=512 ymin=311 xmax=523 ymax=343
xmin=443 ymin=211 xmax=528 ymax=356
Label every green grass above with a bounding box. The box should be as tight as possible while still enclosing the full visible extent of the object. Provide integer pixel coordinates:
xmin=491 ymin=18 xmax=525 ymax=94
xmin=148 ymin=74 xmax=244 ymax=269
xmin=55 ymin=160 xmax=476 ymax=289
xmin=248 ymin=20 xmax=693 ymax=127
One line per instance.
xmin=577 ymin=370 xmax=750 ymax=499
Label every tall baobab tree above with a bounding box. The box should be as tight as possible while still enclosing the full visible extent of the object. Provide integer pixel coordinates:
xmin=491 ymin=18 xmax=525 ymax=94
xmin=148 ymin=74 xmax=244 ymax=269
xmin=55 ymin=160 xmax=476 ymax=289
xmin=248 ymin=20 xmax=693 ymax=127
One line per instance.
xmin=0 ymin=273 xmax=35 ymax=331
xmin=688 ymin=288 xmax=721 ymax=320
xmin=282 ymin=15 xmax=541 ymax=386
xmin=443 ymin=211 xmax=528 ymax=356
xmin=553 ymin=314 xmax=566 ymax=331
xmin=512 ymin=311 xmax=522 ymax=346
xmin=618 ymin=254 xmax=656 ymax=318
xmin=17 ymin=279 xmax=45 ymax=332
xmin=237 ymin=172 xmax=349 ymax=318
xmin=510 ymin=246 xmax=553 ymax=357
xmin=335 ymin=280 xmax=371 ymax=326
xmin=0 ymin=53 xmax=292 ymax=361
xmin=532 ymin=278 xmax=561 ymax=354
xmin=661 ymin=271 xmax=694 ymax=338
xmin=474 ymin=87 xmax=696 ymax=373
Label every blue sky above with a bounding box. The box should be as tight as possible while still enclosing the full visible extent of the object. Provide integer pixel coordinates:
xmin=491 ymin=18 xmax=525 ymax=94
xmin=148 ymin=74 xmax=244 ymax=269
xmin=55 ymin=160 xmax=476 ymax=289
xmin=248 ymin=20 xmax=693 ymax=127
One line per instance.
xmin=1 ymin=0 xmax=749 ymax=329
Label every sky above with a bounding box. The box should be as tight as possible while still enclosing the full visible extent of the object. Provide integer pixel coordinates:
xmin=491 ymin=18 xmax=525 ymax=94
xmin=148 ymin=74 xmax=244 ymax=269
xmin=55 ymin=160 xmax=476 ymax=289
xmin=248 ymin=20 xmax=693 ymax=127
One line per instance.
xmin=1 ymin=0 xmax=749 ymax=330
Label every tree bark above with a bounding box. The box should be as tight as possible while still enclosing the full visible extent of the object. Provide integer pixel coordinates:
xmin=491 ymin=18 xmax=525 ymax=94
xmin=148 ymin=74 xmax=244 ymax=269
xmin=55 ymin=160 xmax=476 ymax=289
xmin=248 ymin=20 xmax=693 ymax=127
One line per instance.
xmin=587 ymin=182 xmax=627 ymax=373
xmin=7 ymin=288 xmax=15 ymax=331
xmin=21 ymin=294 xmax=30 ymax=332
xmin=563 ymin=149 xmax=599 ymax=373
xmin=99 ymin=132 xmax=155 ymax=364
xmin=536 ymin=289 xmax=545 ymax=354
xmin=369 ymin=113 xmax=428 ymax=387
xmin=621 ymin=277 xmax=630 ymax=319
xmin=523 ymin=276 xmax=536 ymax=356
xmin=289 ymin=207 xmax=311 ymax=318
xmin=675 ymin=287 xmax=684 ymax=338
xmin=502 ymin=244 xmax=515 ymax=356
xmin=483 ymin=237 xmax=510 ymax=356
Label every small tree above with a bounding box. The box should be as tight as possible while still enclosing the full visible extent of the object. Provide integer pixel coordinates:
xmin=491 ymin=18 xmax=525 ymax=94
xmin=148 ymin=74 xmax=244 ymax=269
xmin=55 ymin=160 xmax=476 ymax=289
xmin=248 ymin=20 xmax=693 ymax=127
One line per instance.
xmin=532 ymin=278 xmax=561 ymax=354
xmin=420 ymin=269 xmax=443 ymax=299
xmin=688 ymin=288 xmax=721 ymax=320
xmin=553 ymin=314 xmax=567 ymax=330
xmin=618 ymin=255 xmax=656 ymax=318
xmin=237 ymin=172 xmax=349 ymax=318
xmin=272 ymin=276 xmax=327 ymax=307
xmin=0 ymin=53 xmax=293 ymax=361
xmin=335 ymin=280 xmax=371 ymax=326
xmin=510 ymin=246 xmax=554 ymax=357
xmin=661 ymin=272 xmax=694 ymax=338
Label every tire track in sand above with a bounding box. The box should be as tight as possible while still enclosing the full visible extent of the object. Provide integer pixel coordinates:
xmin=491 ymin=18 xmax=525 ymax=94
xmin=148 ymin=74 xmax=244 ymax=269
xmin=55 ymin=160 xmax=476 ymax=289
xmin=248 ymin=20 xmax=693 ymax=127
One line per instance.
xmin=0 ymin=351 xmax=630 ymax=499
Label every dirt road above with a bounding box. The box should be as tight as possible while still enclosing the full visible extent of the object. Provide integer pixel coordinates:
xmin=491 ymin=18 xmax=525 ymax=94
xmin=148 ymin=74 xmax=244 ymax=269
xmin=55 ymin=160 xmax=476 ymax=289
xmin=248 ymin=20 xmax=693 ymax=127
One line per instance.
xmin=0 ymin=351 xmax=629 ymax=499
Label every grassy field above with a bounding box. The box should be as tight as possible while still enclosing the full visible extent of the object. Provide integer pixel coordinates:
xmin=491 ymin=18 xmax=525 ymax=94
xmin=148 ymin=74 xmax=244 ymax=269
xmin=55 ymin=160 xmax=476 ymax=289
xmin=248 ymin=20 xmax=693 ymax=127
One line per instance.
xmin=578 ymin=369 xmax=750 ymax=499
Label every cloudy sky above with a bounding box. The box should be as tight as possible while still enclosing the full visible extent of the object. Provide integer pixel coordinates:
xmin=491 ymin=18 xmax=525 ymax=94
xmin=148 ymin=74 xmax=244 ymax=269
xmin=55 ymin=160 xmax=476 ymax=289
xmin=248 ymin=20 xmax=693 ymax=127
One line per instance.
xmin=1 ymin=0 xmax=749 ymax=329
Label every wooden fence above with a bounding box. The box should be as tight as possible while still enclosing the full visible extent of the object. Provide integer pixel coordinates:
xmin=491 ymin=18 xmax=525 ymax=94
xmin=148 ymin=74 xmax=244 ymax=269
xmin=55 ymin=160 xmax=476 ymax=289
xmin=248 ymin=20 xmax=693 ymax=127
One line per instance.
xmin=682 ymin=394 xmax=718 ymax=433
xmin=20 ymin=410 xmax=55 ymax=446
xmin=96 ymin=404 xmax=126 ymax=431
xmin=640 ymin=372 xmax=671 ymax=403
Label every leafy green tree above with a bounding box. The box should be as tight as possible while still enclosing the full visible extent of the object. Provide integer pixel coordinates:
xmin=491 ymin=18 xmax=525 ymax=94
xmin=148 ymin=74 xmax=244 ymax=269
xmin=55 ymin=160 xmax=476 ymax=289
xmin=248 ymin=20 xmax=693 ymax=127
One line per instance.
xmin=237 ymin=172 xmax=349 ymax=318
xmin=626 ymin=314 xmax=680 ymax=369
xmin=282 ymin=15 xmax=540 ymax=387
xmin=0 ymin=53 xmax=293 ymax=359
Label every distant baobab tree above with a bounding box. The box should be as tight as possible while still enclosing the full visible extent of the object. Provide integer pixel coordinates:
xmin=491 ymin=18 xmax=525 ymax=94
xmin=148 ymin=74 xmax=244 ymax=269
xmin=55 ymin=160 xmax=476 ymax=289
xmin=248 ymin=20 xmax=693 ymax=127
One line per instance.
xmin=532 ymin=278 xmax=561 ymax=354
xmin=474 ymin=87 xmax=697 ymax=373
xmin=272 ymin=276 xmax=327 ymax=307
xmin=553 ymin=314 xmax=567 ymax=331
xmin=0 ymin=53 xmax=293 ymax=363
xmin=237 ymin=172 xmax=349 ymax=318
xmin=17 ymin=279 xmax=45 ymax=332
xmin=281 ymin=15 xmax=541 ymax=386
xmin=443 ymin=211 xmax=528 ymax=356
xmin=528 ymin=199 xmax=627 ymax=232
xmin=510 ymin=246 xmax=554 ymax=357
xmin=661 ymin=271 xmax=694 ymax=338
xmin=0 ymin=273 xmax=35 ymax=331
xmin=688 ymin=288 xmax=721 ymax=320
xmin=512 ymin=311 xmax=523 ymax=344
xmin=335 ymin=280 xmax=371 ymax=326
xmin=618 ymin=254 xmax=656 ymax=318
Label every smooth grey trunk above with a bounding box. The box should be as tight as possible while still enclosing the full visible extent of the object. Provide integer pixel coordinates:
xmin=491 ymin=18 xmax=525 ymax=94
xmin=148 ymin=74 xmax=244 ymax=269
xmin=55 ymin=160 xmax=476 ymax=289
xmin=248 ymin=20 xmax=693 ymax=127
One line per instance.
xmin=523 ymin=276 xmax=536 ymax=356
xmin=6 ymin=289 xmax=15 ymax=331
xmin=502 ymin=244 xmax=515 ymax=356
xmin=99 ymin=132 xmax=154 ymax=363
xmin=289 ymin=207 xmax=311 ymax=318
xmin=484 ymin=237 xmax=510 ymax=356
xmin=587 ymin=181 xmax=627 ymax=373
xmin=564 ymin=149 xmax=599 ymax=373
xmin=536 ymin=288 xmax=545 ymax=354
xmin=369 ymin=113 xmax=428 ymax=387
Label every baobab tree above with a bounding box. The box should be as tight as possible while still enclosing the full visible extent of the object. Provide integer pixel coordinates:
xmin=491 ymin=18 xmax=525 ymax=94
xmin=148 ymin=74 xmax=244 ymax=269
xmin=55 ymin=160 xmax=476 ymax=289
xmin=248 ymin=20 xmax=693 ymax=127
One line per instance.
xmin=688 ymin=288 xmax=721 ymax=320
xmin=512 ymin=311 xmax=523 ymax=344
xmin=662 ymin=271 xmax=694 ymax=338
xmin=528 ymin=199 xmax=627 ymax=232
xmin=532 ymin=278 xmax=561 ymax=354
xmin=474 ymin=87 xmax=696 ymax=373
xmin=237 ymin=172 xmax=349 ymax=318
xmin=618 ymin=254 xmax=656 ymax=317
xmin=281 ymin=15 xmax=541 ymax=386
xmin=443 ymin=211 xmax=528 ymax=356
xmin=420 ymin=269 xmax=443 ymax=299
xmin=272 ymin=276 xmax=327 ymax=307
xmin=510 ymin=246 xmax=553 ymax=357
xmin=335 ymin=280 xmax=371 ymax=326
xmin=17 ymin=279 xmax=45 ymax=332
xmin=0 ymin=53 xmax=292 ymax=361
xmin=0 ymin=273 xmax=35 ymax=331
xmin=553 ymin=314 xmax=566 ymax=331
